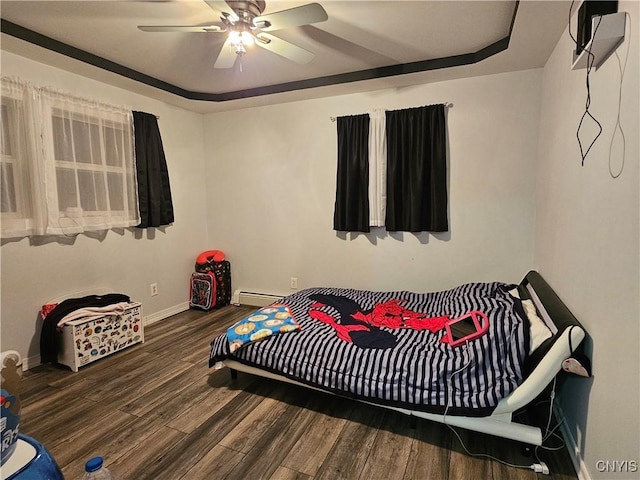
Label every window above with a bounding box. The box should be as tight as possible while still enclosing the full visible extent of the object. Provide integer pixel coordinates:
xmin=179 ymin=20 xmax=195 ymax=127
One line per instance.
xmin=0 ymin=77 xmax=140 ymax=238
xmin=333 ymin=104 xmax=448 ymax=233
xmin=1 ymin=102 xmax=21 ymax=214
xmin=1 ymin=82 xmax=36 ymax=237
xmin=47 ymin=106 xmax=138 ymax=232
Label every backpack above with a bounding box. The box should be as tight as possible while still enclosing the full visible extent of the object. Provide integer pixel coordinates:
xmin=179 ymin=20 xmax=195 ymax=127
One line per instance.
xmin=190 ymin=257 xmax=232 ymax=310
xmin=189 ymin=272 xmax=217 ymax=310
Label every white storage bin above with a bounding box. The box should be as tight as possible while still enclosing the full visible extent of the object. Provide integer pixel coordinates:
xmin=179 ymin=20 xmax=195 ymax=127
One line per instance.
xmin=57 ymin=302 xmax=143 ymax=372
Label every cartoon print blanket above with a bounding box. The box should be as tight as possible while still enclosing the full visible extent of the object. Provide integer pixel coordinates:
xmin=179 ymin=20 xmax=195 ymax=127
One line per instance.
xmin=226 ymin=304 xmax=300 ymax=353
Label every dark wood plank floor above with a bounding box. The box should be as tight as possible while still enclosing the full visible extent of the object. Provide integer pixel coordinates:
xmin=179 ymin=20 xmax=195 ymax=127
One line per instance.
xmin=20 ymin=306 xmax=578 ymax=480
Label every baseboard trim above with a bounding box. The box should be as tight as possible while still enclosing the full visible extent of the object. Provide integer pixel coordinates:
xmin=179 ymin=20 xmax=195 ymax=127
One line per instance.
xmin=22 ymin=302 xmax=190 ymax=371
xmin=22 ymin=354 xmax=40 ymax=371
xmin=143 ymin=302 xmax=190 ymax=326
xmin=554 ymin=404 xmax=592 ymax=480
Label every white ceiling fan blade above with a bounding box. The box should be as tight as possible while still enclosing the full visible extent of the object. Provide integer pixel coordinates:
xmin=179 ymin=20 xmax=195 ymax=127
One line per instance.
xmin=214 ymin=36 xmax=238 ymax=69
xmin=255 ymin=33 xmax=314 ymax=64
xmin=138 ymin=24 xmax=227 ymax=33
xmin=254 ymin=3 xmax=327 ymax=32
xmin=204 ymin=0 xmax=239 ymax=23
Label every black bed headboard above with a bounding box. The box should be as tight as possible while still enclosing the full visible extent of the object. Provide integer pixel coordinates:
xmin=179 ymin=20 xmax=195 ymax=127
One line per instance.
xmin=520 ymin=270 xmax=586 ymax=375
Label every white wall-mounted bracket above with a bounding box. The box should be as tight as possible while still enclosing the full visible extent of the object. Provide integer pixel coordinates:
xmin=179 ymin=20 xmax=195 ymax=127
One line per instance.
xmin=572 ymin=12 xmax=626 ymax=70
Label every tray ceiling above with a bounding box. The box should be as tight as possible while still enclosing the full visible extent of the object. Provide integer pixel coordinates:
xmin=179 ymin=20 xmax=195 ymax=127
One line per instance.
xmin=0 ymin=1 xmax=571 ymax=112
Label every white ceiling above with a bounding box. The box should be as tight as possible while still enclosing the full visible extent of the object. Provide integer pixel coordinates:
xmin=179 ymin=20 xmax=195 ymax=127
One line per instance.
xmin=0 ymin=0 xmax=571 ymax=113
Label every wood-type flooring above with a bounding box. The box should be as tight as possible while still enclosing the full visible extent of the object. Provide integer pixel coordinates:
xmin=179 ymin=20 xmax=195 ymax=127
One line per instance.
xmin=19 ymin=305 xmax=579 ymax=479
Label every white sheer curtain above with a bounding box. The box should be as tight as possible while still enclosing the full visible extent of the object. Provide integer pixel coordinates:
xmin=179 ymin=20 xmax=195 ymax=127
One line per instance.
xmin=1 ymin=78 xmax=45 ymax=237
xmin=368 ymin=109 xmax=387 ymax=227
xmin=0 ymin=77 xmax=140 ymax=238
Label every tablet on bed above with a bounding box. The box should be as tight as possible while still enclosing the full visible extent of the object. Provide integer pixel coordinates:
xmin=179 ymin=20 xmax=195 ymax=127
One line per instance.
xmin=446 ymin=310 xmax=489 ymax=346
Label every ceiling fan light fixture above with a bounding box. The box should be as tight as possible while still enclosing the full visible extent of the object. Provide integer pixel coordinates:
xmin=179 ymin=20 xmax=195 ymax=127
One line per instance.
xmin=229 ymin=29 xmax=254 ymax=46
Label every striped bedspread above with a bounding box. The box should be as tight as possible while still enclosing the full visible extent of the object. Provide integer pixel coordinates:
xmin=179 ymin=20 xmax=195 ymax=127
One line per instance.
xmin=209 ymin=282 xmax=529 ymax=416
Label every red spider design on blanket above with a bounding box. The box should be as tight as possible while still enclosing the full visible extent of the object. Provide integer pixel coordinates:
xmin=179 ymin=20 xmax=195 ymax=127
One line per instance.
xmin=308 ymin=293 xmax=451 ymax=349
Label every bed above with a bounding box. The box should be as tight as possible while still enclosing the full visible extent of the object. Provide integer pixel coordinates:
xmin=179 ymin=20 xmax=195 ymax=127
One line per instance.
xmin=208 ymin=271 xmax=585 ymax=447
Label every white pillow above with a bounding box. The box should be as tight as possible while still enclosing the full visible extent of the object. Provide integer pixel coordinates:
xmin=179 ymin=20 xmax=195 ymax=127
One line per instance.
xmin=509 ymin=288 xmax=553 ymax=354
xmin=523 ymin=299 xmax=553 ymax=354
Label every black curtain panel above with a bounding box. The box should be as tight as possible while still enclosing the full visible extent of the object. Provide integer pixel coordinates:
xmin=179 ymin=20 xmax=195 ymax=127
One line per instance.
xmin=133 ymin=111 xmax=174 ymax=228
xmin=333 ymin=114 xmax=370 ymax=232
xmin=385 ymin=105 xmax=448 ymax=232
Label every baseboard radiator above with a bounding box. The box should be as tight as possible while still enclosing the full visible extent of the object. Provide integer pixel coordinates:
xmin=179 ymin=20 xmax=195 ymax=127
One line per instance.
xmin=232 ymin=290 xmax=284 ymax=307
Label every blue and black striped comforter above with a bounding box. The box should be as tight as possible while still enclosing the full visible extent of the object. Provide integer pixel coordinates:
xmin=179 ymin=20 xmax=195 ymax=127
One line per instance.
xmin=209 ymin=282 xmax=529 ymax=416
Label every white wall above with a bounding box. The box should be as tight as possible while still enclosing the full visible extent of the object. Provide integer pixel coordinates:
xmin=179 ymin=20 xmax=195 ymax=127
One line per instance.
xmin=0 ymin=52 xmax=209 ymax=365
xmin=203 ymin=69 xmax=541 ymax=296
xmin=536 ymin=2 xmax=639 ymax=479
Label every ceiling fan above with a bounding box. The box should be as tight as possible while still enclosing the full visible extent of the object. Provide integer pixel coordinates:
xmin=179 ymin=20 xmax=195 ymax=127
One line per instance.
xmin=138 ymin=0 xmax=328 ymax=69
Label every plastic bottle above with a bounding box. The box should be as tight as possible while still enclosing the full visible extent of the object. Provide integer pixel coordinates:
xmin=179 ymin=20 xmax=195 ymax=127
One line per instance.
xmin=82 ymin=456 xmax=114 ymax=480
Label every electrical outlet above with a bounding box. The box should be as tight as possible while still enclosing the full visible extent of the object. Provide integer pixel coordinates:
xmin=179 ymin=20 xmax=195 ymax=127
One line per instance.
xmin=290 ymin=277 xmax=298 ymax=290
xmin=150 ymin=283 xmax=158 ymax=296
